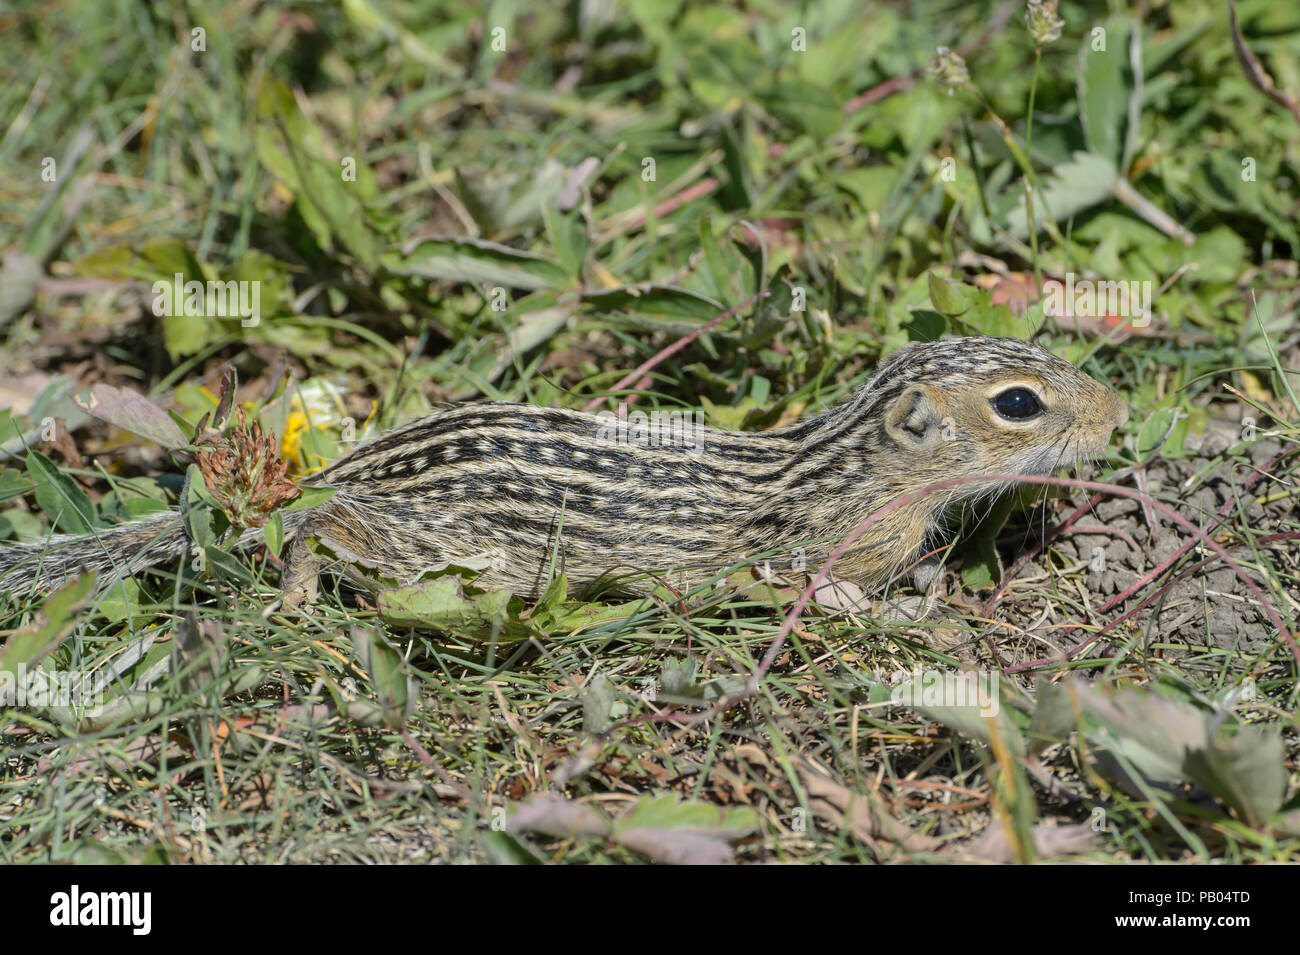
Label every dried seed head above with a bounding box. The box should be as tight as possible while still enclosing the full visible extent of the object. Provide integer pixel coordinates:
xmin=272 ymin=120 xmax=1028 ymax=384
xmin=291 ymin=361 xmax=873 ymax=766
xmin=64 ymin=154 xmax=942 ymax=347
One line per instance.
xmin=929 ymin=47 xmax=972 ymax=97
xmin=195 ymin=406 xmax=300 ymax=529
xmin=1024 ymin=0 xmax=1064 ymax=49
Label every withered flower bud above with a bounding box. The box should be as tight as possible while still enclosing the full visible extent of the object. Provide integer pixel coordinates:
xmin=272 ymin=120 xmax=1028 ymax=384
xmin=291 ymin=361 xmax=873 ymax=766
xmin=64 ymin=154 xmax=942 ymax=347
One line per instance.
xmin=195 ymin=407 xmax=300 ymax=530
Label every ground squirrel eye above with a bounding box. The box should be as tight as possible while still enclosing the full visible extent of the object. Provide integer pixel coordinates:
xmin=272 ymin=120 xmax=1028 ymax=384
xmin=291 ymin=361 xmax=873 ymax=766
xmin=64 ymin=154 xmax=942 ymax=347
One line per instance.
xmin=992 ymin=387 xmax=1043 ymax=421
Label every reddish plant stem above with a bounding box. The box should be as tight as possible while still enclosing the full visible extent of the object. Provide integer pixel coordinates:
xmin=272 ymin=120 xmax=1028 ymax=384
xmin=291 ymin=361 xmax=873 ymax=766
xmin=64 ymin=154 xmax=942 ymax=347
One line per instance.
xmin=604 ymin=177 xmax=720 ymax=239
xmin=1063 ymin=450 xmax=1293 ymax=633
xmin=1007 ymin=531 xmax=1300 ymax=674
xmin=840 ymin=1 xmax=1016 ymax=114
xmin=987 ymin=448 xmax=1294 ymax=624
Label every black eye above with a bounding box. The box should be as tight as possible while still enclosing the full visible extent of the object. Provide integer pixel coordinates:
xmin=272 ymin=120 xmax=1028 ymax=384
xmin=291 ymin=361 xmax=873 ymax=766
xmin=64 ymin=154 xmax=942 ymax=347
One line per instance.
xmin=992 ymin=388 xmax=1043 ymax=421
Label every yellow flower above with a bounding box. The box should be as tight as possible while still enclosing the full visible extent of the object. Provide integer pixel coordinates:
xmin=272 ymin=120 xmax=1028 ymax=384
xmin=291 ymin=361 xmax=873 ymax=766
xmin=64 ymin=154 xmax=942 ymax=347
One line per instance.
xmin=280 ymin=406 xmax=310 ymax=467
xmin=278 ymin=381 xmax=375 ymax=477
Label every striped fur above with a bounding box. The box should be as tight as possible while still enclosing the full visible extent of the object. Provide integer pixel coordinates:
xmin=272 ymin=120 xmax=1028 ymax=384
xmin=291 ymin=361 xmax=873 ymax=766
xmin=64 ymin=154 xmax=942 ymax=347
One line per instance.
xmin=0 ymin=337 xmax=1128 ymax=600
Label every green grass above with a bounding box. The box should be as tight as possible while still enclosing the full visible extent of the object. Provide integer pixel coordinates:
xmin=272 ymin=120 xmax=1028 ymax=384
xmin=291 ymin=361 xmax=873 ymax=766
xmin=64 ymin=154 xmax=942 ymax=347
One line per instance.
xmin=1 ymin=0 xmax=1298 ymax=863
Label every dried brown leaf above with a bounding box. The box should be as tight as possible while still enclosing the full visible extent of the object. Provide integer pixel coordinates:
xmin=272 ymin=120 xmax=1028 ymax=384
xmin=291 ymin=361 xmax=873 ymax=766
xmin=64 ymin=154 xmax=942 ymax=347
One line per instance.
xmin=797 ymin=761 xmax=941 ymax=855
xmin=963 ymin=820 xmax=1099 ymax=863
xmin=508 ymin=793 xmax=610 ymax=840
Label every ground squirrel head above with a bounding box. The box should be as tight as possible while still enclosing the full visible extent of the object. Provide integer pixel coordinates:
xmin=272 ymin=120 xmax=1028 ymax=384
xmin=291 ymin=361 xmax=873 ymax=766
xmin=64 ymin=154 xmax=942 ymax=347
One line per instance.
xmin=858 ymin=336 xmax=1127 ymax=496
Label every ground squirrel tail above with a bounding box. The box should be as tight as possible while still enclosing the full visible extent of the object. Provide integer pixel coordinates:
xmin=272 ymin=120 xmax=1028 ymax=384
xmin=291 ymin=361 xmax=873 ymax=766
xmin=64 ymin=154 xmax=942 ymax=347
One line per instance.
xmin=0 ymin=510 xmax=318 ymax=599
xmin=0 ymin=513 xmax=192 ymax=598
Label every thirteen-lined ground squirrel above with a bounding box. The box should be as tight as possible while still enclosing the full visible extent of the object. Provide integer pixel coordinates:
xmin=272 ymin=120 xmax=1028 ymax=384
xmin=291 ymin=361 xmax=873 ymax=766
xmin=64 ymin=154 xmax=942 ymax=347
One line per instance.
xmin=0 ymin=336 xmax=1127 ymax=602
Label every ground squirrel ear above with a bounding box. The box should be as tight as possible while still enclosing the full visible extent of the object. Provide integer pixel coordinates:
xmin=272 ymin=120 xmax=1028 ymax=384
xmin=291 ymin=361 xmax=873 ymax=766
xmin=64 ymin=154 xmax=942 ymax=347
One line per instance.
xmin=883 ymin=384 xmax=943 ymax=449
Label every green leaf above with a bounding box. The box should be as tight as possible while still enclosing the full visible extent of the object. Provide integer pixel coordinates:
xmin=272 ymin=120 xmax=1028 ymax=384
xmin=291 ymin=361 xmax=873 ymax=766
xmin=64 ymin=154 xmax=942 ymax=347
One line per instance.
xmin=0 ymin=468 xmax=35 ymax=504
xmin=0 ymin=508 xmax=42 ymax=541
xmin=1184 ymin=725 xmax=1287 ymax=829
xmin=0 ymin=574 xmax=97 ymax=680
xmin=140 ymin=238 xmax=207 ymax=280
xmin=0 ymin=409 xmax=22 ymax=445
xmin=958 ymin=491 xmax=1016 ymax=590
xmin=118 ymin=497 xmax=172 ymax=520
xmin=1005 ymin=151 xmax=1120 ymax=239
xmin=74 ymin=239 xmax=204 ymax=283
xmin=757 ymin=78 xmax=842 ymax=139
xmin=26 ymin=450 xmax=96 ymax=533
xmin=898 ymin=670 xmax=1024 ymax=757
xmin=928 ymin=272 xmax=1034 ymax=339
xmin=542 ymin=204 xmax=589 ymax=279
xmin=1076 ymin=17 xmax=1141 ymax=172
xmin=928 ymin=272 xmax=979 ymax=316
xmin=183 ymin=462 xmax=220 ymax=509
xmin=264 ymin=511 xmax=285 ymax=559
xmin=530 ymin=595 xmax=655 ymax=631
xmin=614 ymin=795 xmax=759 ymax=837
xmin=581 ymin=284 xmax=726 ymax=335
xmin=377 ymin=576 xmax=533 ymax=640
xmin=1027 ymin=680 xmax=1076 ymax=755
xmin=171 ymin=382 xmax=220 ymax=432
xmin=203 ymin=544 xmax=255 ymax=585
xmin=283 ymin=485 xmax=338 ymax=511
xmin=1135 ymin=405 xmax=1180 ymax=458
xmin=74 ymin=241 xmax=222 ymax=360
xmin=693 ymin=217 xmax=757 ymax=306
xmin=97 ymin=577 xmax=141 ymax=624
xmin=300 ymin=154 xmax=383 ymax=267
xmin=611 ymin=795 xmax=759 ymax=864
xmin=1078 ymin=20 xmax=1129 ymax=169
xmin=255 ymin=78 xmax=385 ymax=269
xmin=582 ymin=673 xmax=618 ymax=735
xmin=680 ymin=13 xmax=763 ymax=108
xmin=836 ymin=166 xmax=898 ymax=213
xmin=340 ymin=0 xmax=458 ymax=76
xmin=659 ymin=657 xmax=700 ymax=698
xmin=960 ymin=549 xmax=997 ymax=590
xmin=481 ymin=830 xmax=547 ymax=865
xmin=532 ymin=571 xmax=569 ymax=615
xmin=224 ymin=250 xmax=290 ymax=325
xmin=385 ymin=237 xmax=570 ymax=291
xmin=698 ymin=393 xmax=761 ymax=430
xmin=1182 ymin=226 xmax=1250 ymax=285
xmin=161 ymin=313 xmax=215 ymax=363
xmin=182 ymin=463 xmax=214 ymax=549
xmin=1070 ymin=681 xmax=1288 ymax=827
xmin=346 ymin=626 xmax=417 ymax=729
xmin=698 ymin=216 xmax=730 ymax=304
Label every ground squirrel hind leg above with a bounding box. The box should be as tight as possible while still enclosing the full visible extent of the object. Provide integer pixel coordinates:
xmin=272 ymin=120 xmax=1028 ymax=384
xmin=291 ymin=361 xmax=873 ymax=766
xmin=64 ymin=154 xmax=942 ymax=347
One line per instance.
xmin=281 ymin=530 xmax=321 ymax=609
